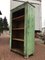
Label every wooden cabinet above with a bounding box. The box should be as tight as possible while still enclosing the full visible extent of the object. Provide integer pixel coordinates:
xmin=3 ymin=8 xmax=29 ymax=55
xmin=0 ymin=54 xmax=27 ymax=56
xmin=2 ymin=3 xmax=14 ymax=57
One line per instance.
xmin=10 ymin=2 xmax=35 ymax=57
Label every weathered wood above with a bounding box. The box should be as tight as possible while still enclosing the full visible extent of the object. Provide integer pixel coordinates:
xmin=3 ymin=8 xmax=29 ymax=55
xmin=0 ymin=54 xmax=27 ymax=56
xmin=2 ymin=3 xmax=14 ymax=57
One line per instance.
xmin=10 ymin=2 xmax=35 ymax=57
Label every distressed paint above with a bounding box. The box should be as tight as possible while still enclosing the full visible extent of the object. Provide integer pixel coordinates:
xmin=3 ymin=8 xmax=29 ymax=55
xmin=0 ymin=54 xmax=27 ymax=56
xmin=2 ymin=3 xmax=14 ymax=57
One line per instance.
xmin=24 ymin=3 xmax=35 ymax=56
xmin=26 ymin=4 xmax=35 ymax=55
xmin=10 ymin=2 xmax=35 ymax=57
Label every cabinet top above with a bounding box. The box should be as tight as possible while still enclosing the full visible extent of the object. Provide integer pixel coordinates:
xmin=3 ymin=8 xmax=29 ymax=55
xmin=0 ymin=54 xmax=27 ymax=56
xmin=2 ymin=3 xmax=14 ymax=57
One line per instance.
xmin=11 ymin=2 xmax=35 ymax=12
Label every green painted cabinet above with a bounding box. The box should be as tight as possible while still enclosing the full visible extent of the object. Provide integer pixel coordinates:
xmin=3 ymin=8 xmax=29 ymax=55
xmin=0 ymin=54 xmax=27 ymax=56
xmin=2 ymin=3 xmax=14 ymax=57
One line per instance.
xmin=10 ymin=2 xmax=35 ymax=57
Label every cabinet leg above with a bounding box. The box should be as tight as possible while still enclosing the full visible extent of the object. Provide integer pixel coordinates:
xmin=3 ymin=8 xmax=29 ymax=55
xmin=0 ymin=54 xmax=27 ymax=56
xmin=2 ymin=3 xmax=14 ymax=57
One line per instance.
xmin=24 ymin=55 xmax=29 ymax=59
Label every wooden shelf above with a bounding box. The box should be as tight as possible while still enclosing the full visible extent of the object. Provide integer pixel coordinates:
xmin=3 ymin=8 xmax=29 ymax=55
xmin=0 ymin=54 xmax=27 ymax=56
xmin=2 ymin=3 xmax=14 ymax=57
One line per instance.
xmin=13 ymin=15 xmax=24 ymax=20
xmin=11 ymin=8 xmax=24 ymax=55
xmin=13 ymin=38 xmax=24 ymax=42
xmin=11 ymin=48 xmax=24 ymax=55
xmin=12 ymin=28 xmax=24 ymax=30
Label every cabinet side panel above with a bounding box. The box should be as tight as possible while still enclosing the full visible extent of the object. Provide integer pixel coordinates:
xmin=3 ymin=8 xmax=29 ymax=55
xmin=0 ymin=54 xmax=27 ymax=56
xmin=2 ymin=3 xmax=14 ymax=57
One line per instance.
xmin=26 ymin=4 xmax=35 ymax=55
xmin=24 ymin=4 xmax=35 ymax=56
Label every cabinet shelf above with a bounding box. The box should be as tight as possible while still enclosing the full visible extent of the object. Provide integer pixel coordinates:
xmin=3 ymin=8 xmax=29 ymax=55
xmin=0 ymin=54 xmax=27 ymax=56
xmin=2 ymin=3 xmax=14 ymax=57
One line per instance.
xmin=12 ymin=28 xmax=24 ymax=30
xmin=13 ymin=15 xmax=24 ymax=20
xmin=11 ymin=49 xmax=23 ymax=55
xmin=13 ymin=38 xmax=24 ymax=42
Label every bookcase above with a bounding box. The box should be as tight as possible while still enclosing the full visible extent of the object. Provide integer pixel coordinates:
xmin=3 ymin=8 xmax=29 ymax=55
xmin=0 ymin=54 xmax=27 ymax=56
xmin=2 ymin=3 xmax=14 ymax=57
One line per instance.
xmin=10 ymin=2 xmax=35 ymax=57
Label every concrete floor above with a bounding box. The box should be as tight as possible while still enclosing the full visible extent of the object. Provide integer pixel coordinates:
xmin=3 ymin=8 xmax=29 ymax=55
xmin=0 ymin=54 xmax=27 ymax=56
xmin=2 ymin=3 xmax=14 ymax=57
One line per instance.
xmin=0 ymin=35 xmax=45 ymax=60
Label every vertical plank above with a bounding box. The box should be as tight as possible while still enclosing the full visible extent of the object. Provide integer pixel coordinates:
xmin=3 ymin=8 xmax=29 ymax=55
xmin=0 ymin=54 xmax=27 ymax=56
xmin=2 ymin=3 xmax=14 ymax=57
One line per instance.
xmin=10 ymin=11 xmax=12 ymax=49
xmin=24 ymin=3 xmax=29 ymax=57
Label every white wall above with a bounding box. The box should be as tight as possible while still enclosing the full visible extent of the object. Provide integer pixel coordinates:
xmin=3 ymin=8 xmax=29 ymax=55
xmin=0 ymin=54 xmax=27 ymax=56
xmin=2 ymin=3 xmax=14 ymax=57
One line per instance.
xmin=35 ymin=4 xmax=42 ymax=30
xmin=10 ymin=1 xmax=23 ymax=10
xmin=10 ymin=0 xmax=42 ymax=31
